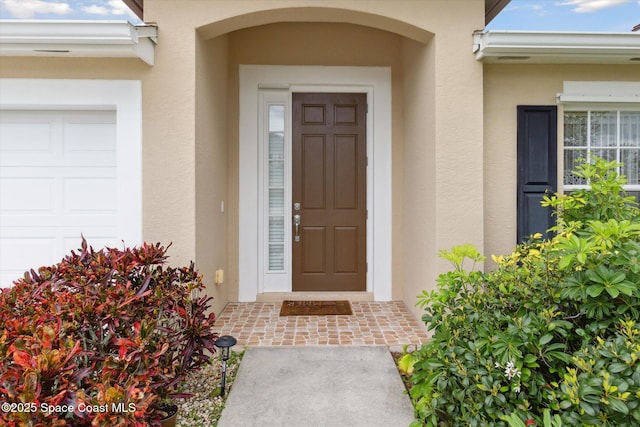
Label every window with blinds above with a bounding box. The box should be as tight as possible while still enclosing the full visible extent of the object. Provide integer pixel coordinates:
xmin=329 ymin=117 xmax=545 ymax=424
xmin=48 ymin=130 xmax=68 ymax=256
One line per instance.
xmin=564 ymin=110 xmax=640 ymax=194
xmin=267 ymin=105 xmax=285 ymax=271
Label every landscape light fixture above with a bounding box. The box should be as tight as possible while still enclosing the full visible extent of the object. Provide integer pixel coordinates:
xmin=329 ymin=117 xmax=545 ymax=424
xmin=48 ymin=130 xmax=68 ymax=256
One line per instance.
xmin=215 ymin=335 xmax=237 ymax=397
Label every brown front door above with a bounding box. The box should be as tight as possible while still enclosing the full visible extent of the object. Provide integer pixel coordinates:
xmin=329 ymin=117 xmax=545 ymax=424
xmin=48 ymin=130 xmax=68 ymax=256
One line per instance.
xmin=292 ymin=93 xmax=367 ymax=292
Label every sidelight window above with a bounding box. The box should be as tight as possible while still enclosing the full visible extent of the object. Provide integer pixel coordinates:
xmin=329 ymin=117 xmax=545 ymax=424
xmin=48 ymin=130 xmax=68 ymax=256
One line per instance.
xmin=267 ymin=105 xmax=286 ymax=272
xmin=257 ymin=87 xmax=292 ymax=289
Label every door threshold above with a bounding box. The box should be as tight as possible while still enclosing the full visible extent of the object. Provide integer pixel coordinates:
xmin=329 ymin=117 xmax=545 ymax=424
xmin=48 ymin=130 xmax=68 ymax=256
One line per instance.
xmin=256 ymin=291 xmax=373 ymax=303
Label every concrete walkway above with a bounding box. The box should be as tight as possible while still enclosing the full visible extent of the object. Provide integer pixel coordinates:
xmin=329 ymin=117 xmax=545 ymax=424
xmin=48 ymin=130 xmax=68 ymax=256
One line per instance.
xmin=217 ymin=347 xmax=415 ymax=427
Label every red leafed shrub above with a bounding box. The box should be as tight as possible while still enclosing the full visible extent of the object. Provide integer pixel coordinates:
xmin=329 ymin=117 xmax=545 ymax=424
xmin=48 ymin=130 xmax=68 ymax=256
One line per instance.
xmin=0 ymin=239 xmax=218 ymax=426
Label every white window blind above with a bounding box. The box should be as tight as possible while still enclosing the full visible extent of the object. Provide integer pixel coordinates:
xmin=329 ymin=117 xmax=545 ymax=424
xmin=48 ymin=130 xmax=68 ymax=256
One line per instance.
xmin=267 ymin=105 xmax=285 ymax=271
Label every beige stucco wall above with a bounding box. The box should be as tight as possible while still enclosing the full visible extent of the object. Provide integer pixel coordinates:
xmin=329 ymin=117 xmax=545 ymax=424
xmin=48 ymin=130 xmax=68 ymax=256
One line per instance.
xmin=195 ymin=35 xmax=230 ymax=314
xmin=401 ymin=37 xmax=437 ymax=318
xmin=483 ymin=64 xmax=640 ymax=265
xmin=400 ymin=6 xmax=485 ymax=320
xmin=0 ymin=54 xmax=231 ymax=313
xmin=201 ymin=1 xmax=484 ymax=321
xmin=1 ymin=0 xmax=487 ymax=322
xmin=224 ymin=22 xmax=405 ymax=302
xmin=0 ymin=57 xmax=149 ymax=79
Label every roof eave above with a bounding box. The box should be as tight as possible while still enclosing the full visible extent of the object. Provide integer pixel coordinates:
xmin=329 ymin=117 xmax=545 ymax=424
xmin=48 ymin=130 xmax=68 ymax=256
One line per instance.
xmin=0 ymin=20 xmax=157 ymax=65
xmin=123 ymin=0 xmax=143 ymax=20
xmin=485 ymin=0 xmax=511 ymax=25
xmin=119 ymin=0 xmax=509 ymax=27
xmin=474 ymin=30 xmax=640 ymax=64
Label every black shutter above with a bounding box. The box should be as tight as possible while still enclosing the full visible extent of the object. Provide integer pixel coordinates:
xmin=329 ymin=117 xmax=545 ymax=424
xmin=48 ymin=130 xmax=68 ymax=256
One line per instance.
xmin=517 ymin=106 xmax=557 ymax=243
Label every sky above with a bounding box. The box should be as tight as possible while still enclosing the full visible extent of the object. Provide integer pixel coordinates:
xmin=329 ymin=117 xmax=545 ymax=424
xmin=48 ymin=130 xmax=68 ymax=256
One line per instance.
xmin=0 ymin=0 xmax=638 ymax=32
xmin=0 ymin=0 xmax=141 ymax=23
xmin=486 ymin=0 xmax=640 ymax=32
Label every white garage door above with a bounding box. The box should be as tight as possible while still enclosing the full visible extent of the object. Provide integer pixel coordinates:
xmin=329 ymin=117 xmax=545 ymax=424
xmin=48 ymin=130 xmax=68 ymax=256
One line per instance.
xmin=0 ymin=110 xmax=122 ymax=286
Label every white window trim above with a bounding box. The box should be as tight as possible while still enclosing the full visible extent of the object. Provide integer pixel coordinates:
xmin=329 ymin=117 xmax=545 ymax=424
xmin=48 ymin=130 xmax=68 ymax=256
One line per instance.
xmin=259 ymin=90 xmax=291 ymax=289
xmin=239 ymin=65 xmax=392 ymax=301
xmin=562 ymin=107 xmax=640 ymax=192
xmin=559 ymin=81 xmax=640 ymax=192
xmin=0 ymin=78 xmax=143 ymax=245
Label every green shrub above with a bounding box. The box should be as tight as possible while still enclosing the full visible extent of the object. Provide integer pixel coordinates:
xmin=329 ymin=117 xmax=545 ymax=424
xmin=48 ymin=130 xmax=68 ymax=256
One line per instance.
xmin=558 ymin=320 xmax=640 ymax=426
xmin=408 ymin=158 xmax=640 ymax=426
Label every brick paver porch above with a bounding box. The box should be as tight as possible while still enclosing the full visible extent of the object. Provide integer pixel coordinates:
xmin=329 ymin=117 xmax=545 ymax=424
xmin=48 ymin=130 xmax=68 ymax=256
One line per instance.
xmin=215 ymin=301 xmax=429 ymax=352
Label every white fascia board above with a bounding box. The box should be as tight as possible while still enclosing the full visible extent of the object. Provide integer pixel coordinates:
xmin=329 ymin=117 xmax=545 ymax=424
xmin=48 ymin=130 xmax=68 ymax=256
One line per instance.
xmin=474 ymin=30 xmax=640 ymax=64
xmin=0 ymin=20 xmax=157 ymax=65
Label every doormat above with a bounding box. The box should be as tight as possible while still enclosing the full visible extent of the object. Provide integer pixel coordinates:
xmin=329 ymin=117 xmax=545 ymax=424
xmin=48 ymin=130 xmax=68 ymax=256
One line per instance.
xmin=279 ymin=300 xmax=353 ymax=316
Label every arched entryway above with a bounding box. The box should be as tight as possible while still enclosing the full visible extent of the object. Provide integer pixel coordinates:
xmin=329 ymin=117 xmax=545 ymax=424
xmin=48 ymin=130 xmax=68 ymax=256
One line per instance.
xmin=192 ymin=12 xmax=433 ymax=303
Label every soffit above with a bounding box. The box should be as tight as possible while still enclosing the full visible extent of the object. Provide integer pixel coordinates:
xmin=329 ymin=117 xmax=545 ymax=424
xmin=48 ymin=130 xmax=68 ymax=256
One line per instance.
xmin=474 ymin=31 xmax=640 ymax=64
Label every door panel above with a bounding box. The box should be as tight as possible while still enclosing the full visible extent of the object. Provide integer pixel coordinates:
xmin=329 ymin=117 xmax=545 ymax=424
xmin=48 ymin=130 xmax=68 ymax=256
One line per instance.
xmin=293 ymin=93 xmax=367 ymax=291
xmin=334 ymin=227 xmax=358 ymax=273
xmin=302 ymin=135 xmax=326 ymax=209
xmin=302 ymin=227 xmax=326 ymax=273
xmin=335 ymin=135 xmax=358 ymax=209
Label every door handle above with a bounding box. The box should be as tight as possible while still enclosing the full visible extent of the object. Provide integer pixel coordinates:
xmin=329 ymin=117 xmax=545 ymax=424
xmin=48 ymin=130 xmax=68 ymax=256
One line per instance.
xmin=294 ymin=214 xmax=300 ymax=242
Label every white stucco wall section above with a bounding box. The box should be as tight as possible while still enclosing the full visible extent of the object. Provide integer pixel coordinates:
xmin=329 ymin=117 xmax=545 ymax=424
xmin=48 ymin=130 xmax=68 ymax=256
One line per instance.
xmin=0 ymin=79 xmax=143 ymax=245
xmin=239 ymin=65 xmax=392 ymax=301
